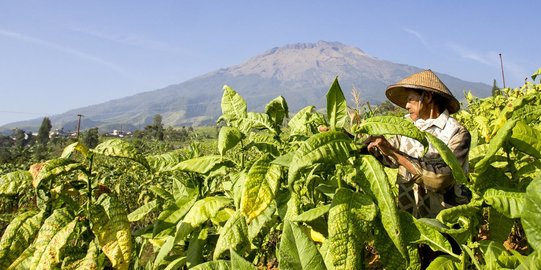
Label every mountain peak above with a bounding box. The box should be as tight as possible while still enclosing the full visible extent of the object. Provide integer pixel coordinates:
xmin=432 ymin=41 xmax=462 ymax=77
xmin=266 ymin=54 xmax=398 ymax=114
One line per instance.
xmin=1 ymin=41 xmax=491 ymax=131
xmin=228 ymin=41 xmax=370 ymax=80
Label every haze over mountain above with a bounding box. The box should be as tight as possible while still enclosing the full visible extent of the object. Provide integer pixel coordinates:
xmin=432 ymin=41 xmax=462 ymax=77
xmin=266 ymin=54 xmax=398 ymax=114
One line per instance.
xmin=2 ymin=41 xmax=491 ymax=132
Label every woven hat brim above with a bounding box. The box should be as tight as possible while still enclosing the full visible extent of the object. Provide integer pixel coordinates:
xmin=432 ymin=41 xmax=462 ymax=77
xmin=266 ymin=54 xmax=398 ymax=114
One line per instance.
xmin=385 ymin=84 xmax=460 ymax=114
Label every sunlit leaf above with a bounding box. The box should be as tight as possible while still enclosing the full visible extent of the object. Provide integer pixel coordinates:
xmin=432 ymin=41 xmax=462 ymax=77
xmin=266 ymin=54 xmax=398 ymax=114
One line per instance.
xmin=30 ymin=159 xmax=85 ymax=188
xmin=28 ymin=208 xmax=76 ymax=270
xmin=93 ymin=138 xmax=150 ymax=169
xmin=522 ymin=174 xmax=541 ymax=250
xmin=214 ymin=211 xmax=249 ymax=260
xmin=146 ymin=149 xmax=187 ymax=172
xmin=483 ymin=188 xmax=525 ymax=219
xmin=328 ymin=188 xmax=376 ymax=270
xmin=218 ymin=126 xmax=243 ymax=156
xmin=220 ymin=85 xmax=247 ymax=124
xmin=278 ymin=220 xmax=326 ymax=270
xmin=172 ymin=155 xmax=235 ymax=174
xmin=354 ymin=116 xmax=428 ymax=151
xmin=326 ymin=77 xmax=347 ymax=130
xmin=0 ymin=211 xmax=45 ymax=269
xmin=0 ymin=170 xmax=32 ymax=196
xmin=61 ymin=142 xmax=89 ymax=159
xmin=128 ymin=199 xmax=159 ymax=222
xmin=265 ymin=95 xmax=289 ymax=128
xmin=288 ymin=131 xmax=353 ymax=185
xmin=510 ymin=120 xmax=541 ymax=158
xmin=424 ymin=132 xmax=468 ymax=185
xmin=90 ymin=195 xmax=132 ymax=270
xmin=358 ymin=155 xmax=407 ymax=259
xmin=240 ymin=154 xmax=281 ymax=222
xmin=475 ymin=119 xmax=518 ymax=173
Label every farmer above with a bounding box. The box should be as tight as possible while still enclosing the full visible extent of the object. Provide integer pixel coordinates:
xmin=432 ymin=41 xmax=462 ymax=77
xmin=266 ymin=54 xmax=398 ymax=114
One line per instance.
xmin=365 ymin=69 xmax=471 ymax=218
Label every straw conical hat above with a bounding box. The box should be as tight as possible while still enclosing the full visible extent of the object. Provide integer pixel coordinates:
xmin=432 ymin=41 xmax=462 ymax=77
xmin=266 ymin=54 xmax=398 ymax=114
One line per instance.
xmin=385 ymin=69 xmax=460 ymax=114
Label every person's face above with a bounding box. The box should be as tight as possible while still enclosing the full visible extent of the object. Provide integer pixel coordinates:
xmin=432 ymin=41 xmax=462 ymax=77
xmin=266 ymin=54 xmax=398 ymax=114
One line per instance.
xmin=405 ymin=90 xmax=423 ymax=121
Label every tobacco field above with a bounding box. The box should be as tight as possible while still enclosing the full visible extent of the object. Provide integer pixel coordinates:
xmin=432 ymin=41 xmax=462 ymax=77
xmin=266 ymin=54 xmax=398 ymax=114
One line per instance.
xmin=1 ymin=68 xmax=540 ymax=269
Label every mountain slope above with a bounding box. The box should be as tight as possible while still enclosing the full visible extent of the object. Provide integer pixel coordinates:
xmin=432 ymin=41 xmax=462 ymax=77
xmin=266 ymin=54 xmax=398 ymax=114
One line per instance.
xmin=1 ymin=41 xmax=491 ymax=132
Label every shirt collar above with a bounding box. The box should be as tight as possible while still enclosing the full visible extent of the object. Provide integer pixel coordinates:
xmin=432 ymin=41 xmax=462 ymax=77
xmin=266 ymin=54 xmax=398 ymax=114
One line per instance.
xmin=414 ymin=109 xmax=449 ymax=130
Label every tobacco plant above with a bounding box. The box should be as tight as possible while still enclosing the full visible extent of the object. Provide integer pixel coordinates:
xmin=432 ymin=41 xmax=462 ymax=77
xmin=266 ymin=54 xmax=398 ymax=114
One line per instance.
xmin=1 ymin=69 xmax=540 ymax=269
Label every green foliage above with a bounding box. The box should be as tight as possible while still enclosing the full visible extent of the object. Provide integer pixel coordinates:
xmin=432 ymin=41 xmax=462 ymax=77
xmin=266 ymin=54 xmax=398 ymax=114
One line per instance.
xmin=2 ymin=69 xmax=541 ymax=269
xmin=37 ymin=117 xmax=52 ymax=145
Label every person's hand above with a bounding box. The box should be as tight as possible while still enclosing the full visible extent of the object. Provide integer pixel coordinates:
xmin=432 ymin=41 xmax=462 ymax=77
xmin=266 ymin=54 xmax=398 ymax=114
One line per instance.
xmin=362 ymin=136 xmax=396 ymax=157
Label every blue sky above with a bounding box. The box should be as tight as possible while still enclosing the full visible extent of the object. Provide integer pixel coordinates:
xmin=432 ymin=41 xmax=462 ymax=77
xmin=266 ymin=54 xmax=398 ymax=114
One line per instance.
xmin=1 ymin=1 xmax=539 ymax=126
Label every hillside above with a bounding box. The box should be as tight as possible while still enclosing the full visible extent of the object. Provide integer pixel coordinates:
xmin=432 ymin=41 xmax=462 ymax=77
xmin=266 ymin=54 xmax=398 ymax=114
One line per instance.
xmin=1 ymin=41 xmax=491 ymax=132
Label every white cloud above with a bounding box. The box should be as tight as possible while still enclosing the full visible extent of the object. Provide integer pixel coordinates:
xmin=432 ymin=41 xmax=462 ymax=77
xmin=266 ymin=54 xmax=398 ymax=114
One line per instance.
xmin=71 ymin=27 xmax=195 ymax=56
xmin=404 ymin=28 xmax=430 ymax=49
xmin=0 ymin=28 xmax=127 ymax=75
xmin=448 ymin=43 xmax=529 ymax=86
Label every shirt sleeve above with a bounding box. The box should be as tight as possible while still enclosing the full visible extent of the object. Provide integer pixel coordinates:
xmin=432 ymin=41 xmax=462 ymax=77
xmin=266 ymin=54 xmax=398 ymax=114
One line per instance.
xmin=409 ymin=126 xmax=471 ymax=193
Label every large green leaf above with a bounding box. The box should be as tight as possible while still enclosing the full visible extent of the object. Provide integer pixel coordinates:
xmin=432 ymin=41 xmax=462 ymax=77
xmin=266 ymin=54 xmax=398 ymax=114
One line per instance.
xmin=288 ymin=131 xmax=353 ymax=185
xmin=236 ymin=112 xmax=277 ymax=134
xmin=177 ymin=196 xmax=232 ymax=239
xmin=516 ymin=249 xmax=541 ymax=270
xmin=372 ymin=221 xmax=406 ymax=270
xmin=399 ymin=211 xmax=457 ymax=258
xmin=218 ymin=126 xmax=243 ymax=156
xmin=434 ymin=204 xmax=480 ymax=244
xmin=265 ymin=95 xmax=289 ymax=127
xmin=240 ymin=154 xmax=281 ymax=222
xmin=28 ymin=208 xmax=76 ymax=270
xmin=213 ymin=211 xmax=249 ymax=260
xmin=61 ymin=241 xmax=99 ymax=270
xmin=0 ymin=170 xmax=32 ymax=196
xmin=155 ymin=196 xmax=232 ymax=266
xmin=475 ymin=119 xmax=518 ymax=173
xmin=186 ymin=228 xmax=208 ymax=268
xmin=354 ymin=116 xmax=428 ymax=151
xmin=0 ymin=210 xmax=45 ymax=269
xmin=248 ymin=201 xmax=276 ymax=240
xmin=220 ymin=85 xmax=247 ymax=123
xmin=90 ymin=195 xmax=132 ymax=270
xmin=231 ymin=249 xmax=257 ymax=270
xmin=424 ymin=132 xmax=468 ymax=185
xmin=127 ymin=199 xmax=159 ymax=222
xmin=488 ymin=208 xmax=515 ymax=244
xmin=288 ymin=106 xmax=316 ymax=135
xmin=510 ymin=120 xmax=541 ymax=158
xmin=278 ymin=220 xmax=326 ymax=270
xmin=483 ymin=188 xmax=525 ymax=219
xmin=290 ymin=204 xmax=330 ymax=222
xmin=30 ymin=158 xmax=85 ymax=189
xmin=93 ymin=138 xmax=149 ymax=169
xmin=358 ymin=155 xmax=408 ymax=259
xmin=146 ymin=149 xmax=187 ymax=172
xmin=245 ymin=133 xmax=281 ymax=156
xmin=172 ymin=155 xmax=234 ymax=174
xmin=61 ymin=142 xmax=89 ymax=159
xmin=319 ymin=241 xmax=335 ymax=270
xmin=153 ymin=189 xmax=198 ymax=236
xmin=326 ymin=77 xmax=347 ymax=130
xmin=522 ymin=174 xmax=541 ymax=250
xmin=328 ymin=188 xmax=377 ymax=270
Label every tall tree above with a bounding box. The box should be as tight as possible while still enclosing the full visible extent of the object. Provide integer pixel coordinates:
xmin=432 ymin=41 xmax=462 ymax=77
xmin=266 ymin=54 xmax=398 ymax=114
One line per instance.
xmin=153 ymin=114 xmax=164 ymax=141
xmin=37 ymin=117 xmax=52 ymax=145
xmin=491 ymin=79 xmax=501 ymax=96
xmin=82 ymin=127 xmax=100 ymax=148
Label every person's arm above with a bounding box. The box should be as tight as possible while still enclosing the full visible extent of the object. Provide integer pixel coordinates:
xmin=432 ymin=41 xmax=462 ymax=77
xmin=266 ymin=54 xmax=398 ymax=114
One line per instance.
xmin=367 ymin=127 xmax=471 ymax=193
